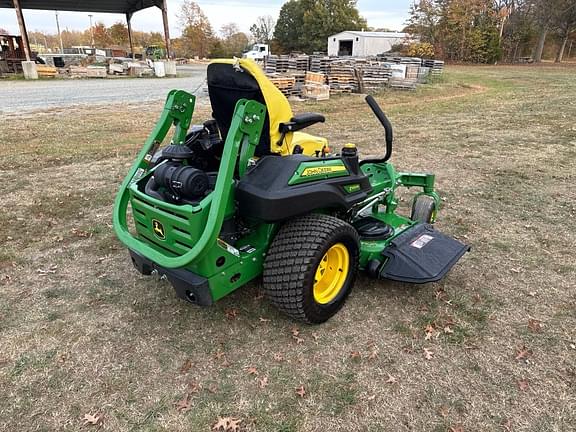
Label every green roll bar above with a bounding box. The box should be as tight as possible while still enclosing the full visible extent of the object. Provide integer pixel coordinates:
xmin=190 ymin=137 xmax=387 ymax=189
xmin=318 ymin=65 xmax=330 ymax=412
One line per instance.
xmin=113 ymin=90 xmax=266 ymax=269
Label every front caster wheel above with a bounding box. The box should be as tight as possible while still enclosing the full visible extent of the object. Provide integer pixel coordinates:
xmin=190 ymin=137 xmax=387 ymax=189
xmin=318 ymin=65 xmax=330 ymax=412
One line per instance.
xmin=411 ymin=195 xmax=437 ymax=223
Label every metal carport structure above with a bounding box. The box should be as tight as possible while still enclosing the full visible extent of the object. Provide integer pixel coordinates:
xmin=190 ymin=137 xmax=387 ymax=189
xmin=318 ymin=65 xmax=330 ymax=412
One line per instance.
xmin=0 ymin=0 xmax=172 ymax=60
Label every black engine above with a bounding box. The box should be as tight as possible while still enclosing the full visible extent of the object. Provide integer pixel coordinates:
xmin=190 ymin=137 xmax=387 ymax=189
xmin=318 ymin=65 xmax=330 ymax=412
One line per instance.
xmin=144 ymin=119 xmax=223 ymax=204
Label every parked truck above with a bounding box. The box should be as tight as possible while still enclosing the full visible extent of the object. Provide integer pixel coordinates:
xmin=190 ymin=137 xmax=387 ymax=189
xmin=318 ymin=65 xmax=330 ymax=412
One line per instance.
xmin=242 ymin=44 xmax=270 ymax=61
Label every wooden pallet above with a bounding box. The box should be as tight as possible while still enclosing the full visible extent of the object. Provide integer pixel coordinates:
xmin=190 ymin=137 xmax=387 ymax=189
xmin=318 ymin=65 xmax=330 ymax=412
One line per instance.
xmin=302 ymin=84 xmax=330 ymax=100
xmin=36 ymin=65 xmax=57 ymax=77
xmin=305 ymin=71 xmax=325 ymax=85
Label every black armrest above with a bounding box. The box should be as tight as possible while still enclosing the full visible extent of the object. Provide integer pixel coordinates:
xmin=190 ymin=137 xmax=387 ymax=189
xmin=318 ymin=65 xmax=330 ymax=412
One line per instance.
xmin=279 ymin=112 xmax=325 ymax=133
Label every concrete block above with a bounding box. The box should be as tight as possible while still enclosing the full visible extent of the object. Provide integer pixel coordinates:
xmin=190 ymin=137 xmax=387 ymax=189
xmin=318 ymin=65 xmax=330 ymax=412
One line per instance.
xmin=164 ymin=60 xmax=177 ymax=77
xmin=22 ymin=61 xmax=38 ymax=80
xmin=153 ymin=61 xmax=165 ymax=77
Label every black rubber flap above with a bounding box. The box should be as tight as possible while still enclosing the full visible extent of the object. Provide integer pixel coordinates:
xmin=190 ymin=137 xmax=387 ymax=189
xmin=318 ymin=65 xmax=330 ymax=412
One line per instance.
xmin=379 ymin=224 xmax=470 ymax=284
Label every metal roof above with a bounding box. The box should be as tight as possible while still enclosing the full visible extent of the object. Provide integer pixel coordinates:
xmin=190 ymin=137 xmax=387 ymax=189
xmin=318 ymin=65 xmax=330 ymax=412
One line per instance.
xmin=0 ymin=0 xmax=164 ymax=14
xmin=330 ymin=31 xmax=408 ymax=39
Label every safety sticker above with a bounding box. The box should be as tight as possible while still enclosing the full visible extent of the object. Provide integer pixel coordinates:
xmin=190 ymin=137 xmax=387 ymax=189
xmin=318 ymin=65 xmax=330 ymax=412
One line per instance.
xmin=411 ymin=234 xmax=433 ymax=249
xmin=239 ymin=245 xmax=256 ymax=254
xmin=217 ymin=239 xmax=240 ymax=257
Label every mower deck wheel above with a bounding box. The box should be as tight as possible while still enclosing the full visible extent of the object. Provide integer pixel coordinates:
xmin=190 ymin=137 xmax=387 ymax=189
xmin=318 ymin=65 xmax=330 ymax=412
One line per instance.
xmin=263 ymin=214 xmax=359 ymax=323
xmin=411 ymin=195 xmax=437 ymax=223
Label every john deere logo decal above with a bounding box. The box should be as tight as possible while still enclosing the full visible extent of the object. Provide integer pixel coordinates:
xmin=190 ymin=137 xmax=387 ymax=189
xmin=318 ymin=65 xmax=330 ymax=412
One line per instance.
xmin=152 ymin=219 xmax=165 ymax=240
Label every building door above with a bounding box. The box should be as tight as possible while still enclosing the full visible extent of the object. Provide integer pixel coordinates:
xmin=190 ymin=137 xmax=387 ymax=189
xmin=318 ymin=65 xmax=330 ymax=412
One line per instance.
xmin=338 ymin=40 xmax=353 ymax=56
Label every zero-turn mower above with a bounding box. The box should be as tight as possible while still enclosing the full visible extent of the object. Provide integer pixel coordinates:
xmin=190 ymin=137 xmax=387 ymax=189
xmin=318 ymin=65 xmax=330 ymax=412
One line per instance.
xmin=113 ymin=59 xmax=469 ymax=323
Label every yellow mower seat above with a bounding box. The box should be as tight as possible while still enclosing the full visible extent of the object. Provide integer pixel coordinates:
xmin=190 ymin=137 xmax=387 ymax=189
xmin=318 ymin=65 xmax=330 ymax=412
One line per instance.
xmin=292 ymin=132 xmax=329 ymax=155
xmin=207 ymin=59 xmax=327 ymax=157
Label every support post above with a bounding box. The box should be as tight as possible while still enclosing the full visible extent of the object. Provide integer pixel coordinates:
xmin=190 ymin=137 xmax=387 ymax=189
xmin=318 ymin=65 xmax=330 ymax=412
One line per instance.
xmin=11 ymin=0 xmax=31 ymax=61
xmin=160 ymin=0 xmax=171 ymax=59
xmin=126 ymin=12 xmax=134 ymax=59
xmin=55 ymin=11 xmax=63 ymax=53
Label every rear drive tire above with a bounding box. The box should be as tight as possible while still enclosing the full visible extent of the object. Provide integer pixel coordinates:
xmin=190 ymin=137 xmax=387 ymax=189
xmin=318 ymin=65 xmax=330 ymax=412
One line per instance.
xmin=263 ymin=214 xmax=360 ymax=324
xmin=411 ymin=195 xmax=437 ymax=223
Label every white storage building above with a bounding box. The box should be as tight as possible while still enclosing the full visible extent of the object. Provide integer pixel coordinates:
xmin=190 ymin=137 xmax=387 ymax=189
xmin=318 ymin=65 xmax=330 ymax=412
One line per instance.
xmin=327 ymin=31 xmax=408 ymax=57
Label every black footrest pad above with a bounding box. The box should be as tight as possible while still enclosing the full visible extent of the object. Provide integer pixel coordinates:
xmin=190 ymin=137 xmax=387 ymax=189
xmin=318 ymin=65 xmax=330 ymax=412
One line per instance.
xmin=379 ymin=224 xmax=470 ymax=284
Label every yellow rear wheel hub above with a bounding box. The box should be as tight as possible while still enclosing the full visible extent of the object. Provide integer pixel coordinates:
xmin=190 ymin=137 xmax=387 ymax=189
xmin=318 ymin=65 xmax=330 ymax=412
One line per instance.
xmin=313 ymin=243 xmax=350 ymax=304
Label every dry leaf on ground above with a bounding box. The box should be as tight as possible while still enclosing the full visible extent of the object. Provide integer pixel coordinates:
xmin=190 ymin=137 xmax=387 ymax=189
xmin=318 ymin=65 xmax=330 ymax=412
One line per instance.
xmin=180 ymin=359 xmax=193 ymax=374
xmin=212 ymin=417 xmax=242 ymax=432
xmin=225 ymin=308 xmax=238 ymax=319
xmin=83 ymin=413 xmax=102 ymax=426
xmin=528 ymin=319 xmax=542 ymax=333
xmin=515 ymin=346 xmax=532 ymax=361
xmin=423 ymin=348 xmax=434 ymax=360
xmin=175 ymin=394 xmax=191 ymax=412
xmin=295 ymin=385 xmax=306 ymax=398
xmin=517 ymin=379 xmax=529 ymax=391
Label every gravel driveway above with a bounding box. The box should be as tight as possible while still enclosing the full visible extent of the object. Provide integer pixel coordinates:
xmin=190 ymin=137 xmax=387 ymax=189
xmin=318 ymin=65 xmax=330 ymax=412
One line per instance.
xmin=0 ymin=64 xmax=208 ymax=114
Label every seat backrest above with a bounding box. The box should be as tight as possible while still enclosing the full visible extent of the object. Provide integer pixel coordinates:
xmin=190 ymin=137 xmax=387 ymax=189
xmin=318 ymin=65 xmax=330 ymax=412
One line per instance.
xmin=207 ymin=59 xmax=294 ymax=156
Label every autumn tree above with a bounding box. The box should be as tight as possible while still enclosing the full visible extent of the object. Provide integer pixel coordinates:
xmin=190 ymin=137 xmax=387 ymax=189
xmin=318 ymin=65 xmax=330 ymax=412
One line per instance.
xmin=109 ymin=22 xmax=129 ymax=46
xmin=208 ymin=23 xmax=250 ymax=57
xmin=92 ymin=22 xmax=112 ymax=47
xmin=250 ymin=15 xmax=275 ymax=43
xmin=275 ymin=0 xmax=367 ymax=53
xmin=407 ymin=0 xmax=502 ymax=63
xmin=177 ymin=0 xmax=215 ymax=58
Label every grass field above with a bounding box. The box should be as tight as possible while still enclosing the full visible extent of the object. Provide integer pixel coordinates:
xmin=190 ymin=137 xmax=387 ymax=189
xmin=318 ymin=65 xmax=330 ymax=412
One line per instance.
xmin=1 ymin=65 xmax=575 ymax=432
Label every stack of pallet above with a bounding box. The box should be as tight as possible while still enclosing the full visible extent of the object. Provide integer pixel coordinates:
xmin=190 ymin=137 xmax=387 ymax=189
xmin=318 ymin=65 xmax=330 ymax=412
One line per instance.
xmin=69 ymin=65 xmax=107 ymax=78
xmin=288 ymin=71 xmax=306 ymax=91
xmin=423 ymin=59 xmax=445 ymax=75
xmin=265 ymin=55 xmax=291 ymax=73
xmin=36 ymin=65 xmax=57 ymax=78
xmin=288 ymin=55 xmax=310 ymax=71
xmin=400 ymin=57 xmax=422 ymax=66
xmin=389 ymin=76 xmax=417 ymax=90
xmin=301 ymin=71 xmax=329 ymax=101
xmin=405 ymin=65 xmax=420 ymax=80
xmin=417 ymin=67 xmax=431 ymax=83
xmin=69 ymin=65 xmax=88 ymax=78
xmin=310 ymin=55 xmax=330 ymax=74
xmin=268 ymin=75 xmax=297 ymax=97
xmin=361 ymin=64 xmax=392 ymax=89
xmin=327 ymin=64 xmax=358 ymax=93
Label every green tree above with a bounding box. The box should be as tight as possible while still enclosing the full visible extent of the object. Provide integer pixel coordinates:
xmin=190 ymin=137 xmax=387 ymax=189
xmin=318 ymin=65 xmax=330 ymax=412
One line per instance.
xmin=274 ymin=0 xmax=306 ymax=52
xmin=275 ymin=0 xmax=366 ymax=53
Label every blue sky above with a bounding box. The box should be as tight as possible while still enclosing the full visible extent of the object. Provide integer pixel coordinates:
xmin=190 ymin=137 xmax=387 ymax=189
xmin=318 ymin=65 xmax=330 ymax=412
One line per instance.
xmin=0 ymin=1 xmax=412 ymax=37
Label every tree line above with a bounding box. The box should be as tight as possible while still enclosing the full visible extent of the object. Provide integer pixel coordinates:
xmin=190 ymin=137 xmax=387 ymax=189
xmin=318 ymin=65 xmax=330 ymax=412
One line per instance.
xmin=4 ymin=0 xmax=573 ymax=62
xmin=406 ymin=0 xmax=576 ymax=63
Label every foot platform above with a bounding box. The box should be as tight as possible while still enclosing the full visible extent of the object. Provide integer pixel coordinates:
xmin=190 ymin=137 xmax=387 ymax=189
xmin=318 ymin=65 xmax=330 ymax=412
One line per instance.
xmin=375 ymin=224 xmax=470 ymax=284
